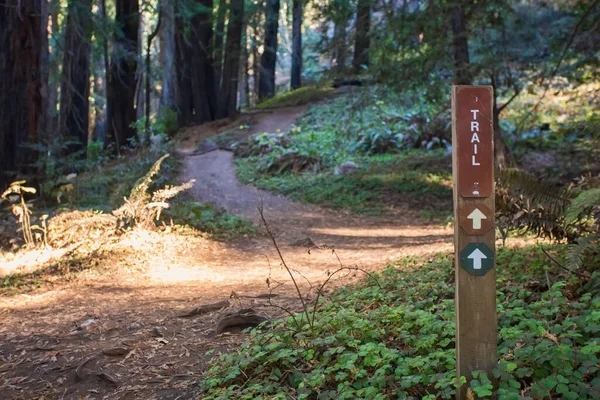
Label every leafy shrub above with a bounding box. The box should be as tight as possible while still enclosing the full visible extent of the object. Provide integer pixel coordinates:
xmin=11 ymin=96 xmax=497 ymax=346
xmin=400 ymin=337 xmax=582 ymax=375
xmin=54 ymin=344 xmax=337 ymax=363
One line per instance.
xmin=112 ymin=154 xmax=195 ymax=229
xmin=351 ymin=129 xmax=408 ymax=154
xmin=169 ymin=200 xmax=255 ymax=239
xmin=200 ymin=246 xmax=600 ymax=399
xmin=155 ymin=107 xmax=179 ymax=137
xmin=496 ymin=169 xmax=600 ymax=274
xmin=252 ymin=86 xmax=335 ymax=110
xmin=232 ymin=133 xmax=292 ymax=158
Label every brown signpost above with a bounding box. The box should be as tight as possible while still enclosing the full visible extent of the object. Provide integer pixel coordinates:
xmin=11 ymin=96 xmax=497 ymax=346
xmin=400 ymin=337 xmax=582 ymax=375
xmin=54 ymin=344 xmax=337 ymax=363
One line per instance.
xmin=452 ymin=86 xmax=497 ymax=399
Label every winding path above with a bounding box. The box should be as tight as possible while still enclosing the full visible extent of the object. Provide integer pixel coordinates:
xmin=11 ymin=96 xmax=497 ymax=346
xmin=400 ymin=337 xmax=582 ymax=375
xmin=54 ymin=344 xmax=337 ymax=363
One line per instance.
xmin=0 ymin=104 xmax=452 ymax=400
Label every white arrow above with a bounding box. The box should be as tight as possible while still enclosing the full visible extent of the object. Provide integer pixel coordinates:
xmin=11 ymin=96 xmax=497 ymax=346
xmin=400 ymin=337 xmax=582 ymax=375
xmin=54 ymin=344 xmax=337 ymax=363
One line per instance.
xmin=468 ymin=248 xmax=487 ymax=270
xmin=467 ymin=208 xmax=487 ymax=230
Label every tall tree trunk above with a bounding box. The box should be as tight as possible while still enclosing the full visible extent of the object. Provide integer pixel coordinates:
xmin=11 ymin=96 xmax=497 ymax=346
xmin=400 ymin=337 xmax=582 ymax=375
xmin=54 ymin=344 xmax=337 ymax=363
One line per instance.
xmin=159 ymin=0 xmax=177 ymax=109
xmin=46 ymin=0 xmax=61 ymax=139
xmin=291 ymin=0 xmax=302 ymax=89
xmin=107 ymin=0 xmax=139 ymax=151
xmin=217 ymin=0 xmax=245 ymax=117
xmin=59 ymin=0 xmax=93 ymax=155
xmin=243 ymin=32 xmax=251 ymax=108
xmin=259 ymin=0 xmax=280 ymax=101
xmin=175 ymin=25 xmax=193 ymax=126
xmin=145 ymin=13 xmax=161 ymax=142
xmin=352 ymin=0 xmax=370 ymax=73
xmin=491 ymin=71 xmax=515 ymax=169
xmin=213 ymin=0 xmax=229 ymax=91
xmin=451 ymin=4 xmax=470 ymax=85
xmin=251 ymin=40 xmax=260 ymax=105
xmin=176 ymin=0 xmax=218 ymax=125
xmin=136 ymin=12 xmax=145 ymax=126
xmin=39 ymin=0 xmax=50 ymax=145
xmin=333 ymin=19 xmax=347 ymax=74
xmin=0 ymin=0 xmax=44 ymax=189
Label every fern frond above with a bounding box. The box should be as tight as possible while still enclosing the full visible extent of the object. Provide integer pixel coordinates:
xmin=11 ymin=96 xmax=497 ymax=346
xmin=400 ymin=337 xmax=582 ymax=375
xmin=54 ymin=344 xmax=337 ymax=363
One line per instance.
xmin=129 ymin=154 xmax=170 ymax=204
xmin=497 ymin=168 xmax=571 ymax=215
xmin=565 ymin=188 xmax=600 ymax=224
xmin=566 ymin=234 xmax=599 ymax=271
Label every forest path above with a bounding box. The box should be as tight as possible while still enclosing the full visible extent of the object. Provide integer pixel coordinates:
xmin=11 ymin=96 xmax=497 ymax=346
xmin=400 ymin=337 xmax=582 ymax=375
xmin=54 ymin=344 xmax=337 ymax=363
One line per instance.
xmin=0 ymin=104 xmax=452 ymax=400
xmin=179 ymin=104 xmax=454 ymax=271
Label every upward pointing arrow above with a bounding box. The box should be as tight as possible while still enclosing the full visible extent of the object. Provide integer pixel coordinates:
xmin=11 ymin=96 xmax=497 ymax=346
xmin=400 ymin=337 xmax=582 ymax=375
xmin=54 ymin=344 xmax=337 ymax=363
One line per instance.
xmin=468 ymin=248 xmax=487 ymax=270
xmin=467 ymin=208 xmax=487 ymax=230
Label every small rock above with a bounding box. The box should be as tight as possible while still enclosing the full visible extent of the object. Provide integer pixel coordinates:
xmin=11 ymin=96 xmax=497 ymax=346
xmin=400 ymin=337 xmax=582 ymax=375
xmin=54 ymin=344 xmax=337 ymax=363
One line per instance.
xmin=128 ymin=322 xmax=142 ymax=331
xmin=150 ymin=326 xmax=164 ymax=337
xmin=102 ymin=347 xmax=129 ymax=357
xmin=290 ymin=237 xmax=317 ymax=247
xmin=77 ymin=318 xmax=98 ymax=331
xmin=334 ymin=161 xmax=359 ymax=176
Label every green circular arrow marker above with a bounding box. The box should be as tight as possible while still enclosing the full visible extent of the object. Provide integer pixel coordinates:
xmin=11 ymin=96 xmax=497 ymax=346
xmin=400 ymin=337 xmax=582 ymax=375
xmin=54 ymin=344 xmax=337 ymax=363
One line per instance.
xmin=459 ymin=243 xmax=495 ymax=276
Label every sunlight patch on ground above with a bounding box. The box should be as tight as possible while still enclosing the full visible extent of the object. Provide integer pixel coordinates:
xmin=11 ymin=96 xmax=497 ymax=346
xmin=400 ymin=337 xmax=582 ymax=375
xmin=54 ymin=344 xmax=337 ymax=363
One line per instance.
xmin=0 ymin=248 xmax=68 ymax=276
xmin=307 ymin=225 xmax=451 ymax=238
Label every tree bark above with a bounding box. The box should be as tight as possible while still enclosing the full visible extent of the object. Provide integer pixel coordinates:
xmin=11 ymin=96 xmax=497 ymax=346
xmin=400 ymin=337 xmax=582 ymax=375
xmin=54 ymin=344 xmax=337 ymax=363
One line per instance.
xmin=259 ymin=0 xmax=280 ymax=101
xmin=0 ymin=0 xmax=45 ymax=189
xmin=145 ymin=13 xmax=161 ymax=142
xmin=352 ymin=0 xmax=370 ymax=73
xmin=59 ymin=0 xmax=93 ymax=155
xmin=217 ymin=0 xmax=245 ymax=118
xmin=291 ymin=0 xmax=302 ymax=89
xmin=333 ymin=19 xmax=347 ymax=75
xmin=451 ymin=4 xmax=470 ymax=85
xmin=213 ymin=0 xmax=229 ymax=91
xmin=46 ymin=0 xmax=61 ymax=139
xmin=107 ymin=0 xmax=140 ymax=151
xmin=251 ymin=40 xmax=260 ymax=105
xmin=176 ymin=0 xmax=218 ymax=125
xmin=159 ymin=0 xmax=177 ymax=109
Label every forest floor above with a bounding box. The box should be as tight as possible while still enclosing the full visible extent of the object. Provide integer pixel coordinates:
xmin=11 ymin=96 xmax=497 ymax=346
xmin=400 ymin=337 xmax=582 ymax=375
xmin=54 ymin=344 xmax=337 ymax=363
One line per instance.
xmin=1 ymin=103 xmax=476 ymax=400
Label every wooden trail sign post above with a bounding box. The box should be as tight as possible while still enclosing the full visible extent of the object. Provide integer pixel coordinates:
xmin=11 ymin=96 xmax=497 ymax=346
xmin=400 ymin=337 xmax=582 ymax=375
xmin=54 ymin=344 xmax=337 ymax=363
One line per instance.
xmin=452 ymin=86 xmax=497 ymax=399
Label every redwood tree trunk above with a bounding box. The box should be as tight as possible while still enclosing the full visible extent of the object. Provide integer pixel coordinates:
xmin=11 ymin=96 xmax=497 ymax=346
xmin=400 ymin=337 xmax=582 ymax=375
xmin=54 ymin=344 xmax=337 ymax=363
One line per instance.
xmin=107 ymin=0 xmax=139 ymax=151
xmin=259 ymin=0 xmax=280 ymax=101
xmin=159 ymin=0 xmax=177 ymax=109
xmin=291 ymin=0 xmax=302 ymax=89
xmin=352 ymin=0 xmax=370 ymax=73
xmin=60 ymin=0 xmax=93 ymax=155
xmin=217 ymin=0 xmax=245 ymax=118
xmin=176 ymin=0 xmax=218 ymax=125
xmin=0 ymin=0 xmax=45 ymax=189
xmin=333 ymin=19 xmax=347 ymax=74
xmin=451 ymin=4 xmax=470 ymax=85
xmin=213 ymin=0 xmax=229 ymax=91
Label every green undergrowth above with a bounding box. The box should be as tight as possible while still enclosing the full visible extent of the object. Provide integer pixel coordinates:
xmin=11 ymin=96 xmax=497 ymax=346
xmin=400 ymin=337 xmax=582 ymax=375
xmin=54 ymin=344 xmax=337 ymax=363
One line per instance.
xmin=236 ymin=151 xmax=452 ymax=214
xmin=56 ymin=150 xmax=253 ymax=239
xmin=252 ymin=86 xmax=335 ymax=110
xmin=169 ymin=198 xmax=255 ymax=239
xmin=200 ymin=245 xmax=600 ymax=399
xmin=235 ymin=86 xmax=453 ymax=214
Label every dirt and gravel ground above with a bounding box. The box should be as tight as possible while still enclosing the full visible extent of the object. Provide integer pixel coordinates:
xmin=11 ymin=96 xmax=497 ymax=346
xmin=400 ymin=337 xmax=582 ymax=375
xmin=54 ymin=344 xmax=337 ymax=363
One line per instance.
xmin=0 ymin=105 xmax=454 ymax=400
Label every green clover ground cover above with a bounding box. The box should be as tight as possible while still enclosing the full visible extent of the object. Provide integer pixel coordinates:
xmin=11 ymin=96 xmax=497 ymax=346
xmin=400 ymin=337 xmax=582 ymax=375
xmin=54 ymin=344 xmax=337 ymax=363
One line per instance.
xmin=200 ymin=245 xmax=600 ymax=399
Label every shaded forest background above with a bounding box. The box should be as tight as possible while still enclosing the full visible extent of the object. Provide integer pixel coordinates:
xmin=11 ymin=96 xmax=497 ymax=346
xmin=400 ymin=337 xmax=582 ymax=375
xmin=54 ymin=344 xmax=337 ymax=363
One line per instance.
xmin=1 ymin=0 xmax=599 ymax=192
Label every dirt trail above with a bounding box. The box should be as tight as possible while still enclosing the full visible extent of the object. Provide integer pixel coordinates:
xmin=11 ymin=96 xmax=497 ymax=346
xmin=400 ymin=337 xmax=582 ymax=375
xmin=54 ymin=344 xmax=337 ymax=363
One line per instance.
xmin=0 ymin=104 xmax=453 ymax=400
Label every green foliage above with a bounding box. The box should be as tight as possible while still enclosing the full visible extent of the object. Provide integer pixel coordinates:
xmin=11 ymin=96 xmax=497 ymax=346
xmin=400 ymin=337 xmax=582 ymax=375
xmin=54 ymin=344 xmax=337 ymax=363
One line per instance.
xmin=155 ymin=107 xmax=179 ymax=137
xmin=201 ymin=246 xmax=600 ymax=399
xmin=169 ymin=200 xmax=255 ymax=239
xmin=566 ymin=188 xmax=600 ymax=224
xmin=87 ymin=140 xmax=104 ymax=163
xmin=236 ymin=152 xmax=452 ymax=214
xmin=235 ymin=87 xmax=453 ymax=214
xmin=76 ymin=150 xmax=178 ymax=210
xmin=566 ymin=234 xmax=599 ymax=272
xmin=252 ymin=86 xmax=335 ymax=110
xmin=112 ymin=154 xmax=196 ymax=228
